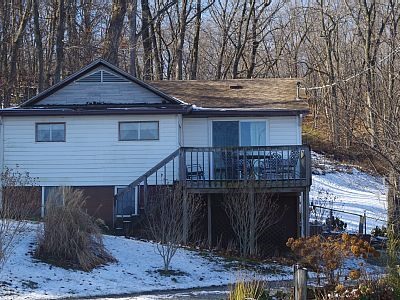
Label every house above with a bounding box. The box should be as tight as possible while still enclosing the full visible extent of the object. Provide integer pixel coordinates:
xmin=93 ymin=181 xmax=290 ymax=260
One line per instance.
xmin=0 ymin=59 xmax=311 ymax=251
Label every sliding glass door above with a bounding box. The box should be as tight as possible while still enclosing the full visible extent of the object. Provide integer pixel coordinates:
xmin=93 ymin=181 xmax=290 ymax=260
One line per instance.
xmin=212 ymin=120 xmax=267 ymax=180
xmin=212 ymin=120 xmax=266 ymax=147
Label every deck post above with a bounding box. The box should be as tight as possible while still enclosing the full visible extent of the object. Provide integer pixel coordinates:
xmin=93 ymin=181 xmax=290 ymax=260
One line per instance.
xmin=249 ymin=187 xmax=255 ymax=256
xmin=207 ymin=194 xmax=212 ymax=249
xmin=143 ymin=177 xmax=148 ymax=208
xmin=301 ymin=187 xmax=310 ymax=237
xmin=183 ymin=189 xmax=188 ymax=244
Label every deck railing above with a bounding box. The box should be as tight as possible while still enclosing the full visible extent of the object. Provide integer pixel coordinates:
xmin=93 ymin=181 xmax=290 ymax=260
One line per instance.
xmin=114 ymin=145 xmax=311 ymax=218
xmin=183 ymin=145 xmax=311 ymax=189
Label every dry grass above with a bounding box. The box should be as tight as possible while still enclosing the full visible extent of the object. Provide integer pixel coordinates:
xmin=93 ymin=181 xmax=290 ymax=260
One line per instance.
xmin=228 ymin=274 xmax=267 ymax=300
xmin=35 ymin=187 xmax=116 ymax=271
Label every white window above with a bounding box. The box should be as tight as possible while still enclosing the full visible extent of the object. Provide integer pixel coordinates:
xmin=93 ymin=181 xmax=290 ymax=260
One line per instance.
xmin=36 ymin=123 xmax=66 ymax=142
xmin=119 ymin=121 xmax=159 ymax=141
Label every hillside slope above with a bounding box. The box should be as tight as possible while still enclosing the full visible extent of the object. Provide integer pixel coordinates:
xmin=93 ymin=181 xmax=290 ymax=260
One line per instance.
xmin=310 ymin=152 xmax=387 ymax=233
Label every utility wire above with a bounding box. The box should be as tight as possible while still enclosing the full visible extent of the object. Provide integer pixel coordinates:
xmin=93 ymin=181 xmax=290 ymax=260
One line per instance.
xmin=301 ymin=45 xmax=400 ymax=91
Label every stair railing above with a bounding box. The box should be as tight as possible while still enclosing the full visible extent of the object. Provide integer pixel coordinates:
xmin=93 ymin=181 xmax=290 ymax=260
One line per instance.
xmin=114 ymin=148 xmax=182 ymax=225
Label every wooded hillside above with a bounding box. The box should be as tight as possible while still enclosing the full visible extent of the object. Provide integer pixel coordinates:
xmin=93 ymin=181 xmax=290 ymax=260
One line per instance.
xmin=1 ymin=0 xmax=399 ymax=166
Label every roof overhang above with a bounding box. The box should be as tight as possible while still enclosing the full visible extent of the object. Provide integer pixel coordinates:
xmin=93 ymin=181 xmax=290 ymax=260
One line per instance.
xmin=0 ymin=105 xmax=192 ymax=117
xmin=187 ymin=108 xmax=309 ymax=117
xmin=0 ymin=105 xmax=309 ymax=118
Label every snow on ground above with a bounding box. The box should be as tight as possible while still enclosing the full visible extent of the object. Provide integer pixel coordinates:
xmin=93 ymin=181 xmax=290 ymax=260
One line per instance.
xmin=310 ymin=152 xmax=387 ymax=233
xmin=0 ymin=224 xmax=291 ymax=300
xmin=0 ymin=152 xmax=389 ymax=299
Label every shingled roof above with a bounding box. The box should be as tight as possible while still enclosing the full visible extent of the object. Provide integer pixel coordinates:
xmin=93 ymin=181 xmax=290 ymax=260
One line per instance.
xmin=150 ymin=78 xmax=308 ymax=112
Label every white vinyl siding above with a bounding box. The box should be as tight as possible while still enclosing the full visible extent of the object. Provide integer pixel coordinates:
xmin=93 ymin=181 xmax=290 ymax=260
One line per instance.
xmin=183 ymin=118 xmax=209 ymax=147
xmin=3 ymin=115 xmax=179 ymax=186
xmin=183 ymin=116 xmax=301 ymax=147
xmin=36 ymin=67 xmax=165 ymax=106
xmin=269 ymin=116 xmax=299 ymax=145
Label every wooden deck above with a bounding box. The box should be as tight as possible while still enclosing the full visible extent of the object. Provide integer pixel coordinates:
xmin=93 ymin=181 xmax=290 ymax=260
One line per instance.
xmin=114 ymin=145 xmax=311 ymax=215
xmin=114 ymin=145 xmax=312 ymax=237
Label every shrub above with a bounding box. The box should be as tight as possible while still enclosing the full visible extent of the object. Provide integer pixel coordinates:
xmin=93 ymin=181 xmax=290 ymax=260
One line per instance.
xmin=35 ymin=187 xmax=115 ymax=271
xmin=0 ymin=168 xmax=39 ymax=271
xmin=146 ymin=184 xmax=202 ymax=272
xmin=287 ymin=234 xmax=379 ymax=285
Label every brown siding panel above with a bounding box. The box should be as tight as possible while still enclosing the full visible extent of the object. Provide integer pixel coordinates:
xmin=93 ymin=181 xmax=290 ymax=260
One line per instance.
xmin=80 ymin=186 xmax=114 ymax=225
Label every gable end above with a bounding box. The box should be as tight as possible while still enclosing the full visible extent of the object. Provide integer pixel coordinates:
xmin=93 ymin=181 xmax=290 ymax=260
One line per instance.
xmin=19 ymin=59 xmax=185 ymax=107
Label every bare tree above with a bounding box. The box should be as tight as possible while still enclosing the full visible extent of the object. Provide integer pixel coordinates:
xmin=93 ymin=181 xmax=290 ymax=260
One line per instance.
xmin=146 ymin=184 xmax=202 ymax=272
xmin=6 ymin=0 xmax=32 ymax=106
xmin=223 ymin=184 xmax=284 ymax=257
xmin=0 ymin=168 xmax=39 ymax=270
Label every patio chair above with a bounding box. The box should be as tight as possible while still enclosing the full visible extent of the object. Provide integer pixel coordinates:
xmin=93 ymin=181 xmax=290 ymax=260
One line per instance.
xmin=186 ymin=164 xmax=205 ymax=180
xmin=259 ymin=152 xmax=283 ymax=180
xmin=282 ymin=148 xmax=300 ymax=179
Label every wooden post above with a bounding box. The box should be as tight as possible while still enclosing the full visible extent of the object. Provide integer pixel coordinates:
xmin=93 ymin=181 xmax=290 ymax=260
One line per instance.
xmin=358 ymin=215 xmax=364 ymax=235
xmin=249 ymin=187 xmax=255 ymax=256
xmin=294 ymin=264 xmax=307 ymax=300
xmin=301 ymin=187 xmax=310 ymax=237
xmin=143 ymin=177 xmax=148 ymax=208
xmin=328 ymin=209 xmax=333 ymax=233
xmin=183 ymin=189 xmax=188 ymax=244
xmin=207 ymin=194 xmax=212 ymax=249
xmin=364 ymin=211 xmax=367 ymax=235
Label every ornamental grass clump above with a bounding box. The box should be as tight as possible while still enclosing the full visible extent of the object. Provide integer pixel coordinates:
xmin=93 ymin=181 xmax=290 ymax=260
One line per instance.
xmin=35 ymin=187 xmax=115 ymax=271
xmin=228 ymin=274 xmax=268 ymax=300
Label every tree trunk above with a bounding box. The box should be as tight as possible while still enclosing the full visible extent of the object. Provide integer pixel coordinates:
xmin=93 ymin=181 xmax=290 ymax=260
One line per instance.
xmin=128 ymin=0 xmax=137 ymax=76
xmin=82 ymin=0 xmax=94 ymax=63
xmin=175 ymin=0 xmax=188 ymax=80
xmin=141 ymin=0 xmax=153 ymax=80
xmin=189 ymin=0 xmax=201 ymax=80
xmin=103 ymin=0 xmax=127 ymax=65
xmin=33 ymin=0 xmax=44 ymax=92
xmin=54 ymin=0 xmax=66 ymax=83
xmin=387 ymin=171 xmax=400 ymax=234
xmin=7 ymin=0 xmax=32 ymax=107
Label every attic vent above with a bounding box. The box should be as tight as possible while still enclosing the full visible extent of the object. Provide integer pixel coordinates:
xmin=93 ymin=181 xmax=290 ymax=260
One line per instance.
xmin=229 ymin=85 xmax=243 ymax=90
xmin=102 ymin=71 xmax=129 ymax=82
xmin=76 ymin=70 xmax=129 ymax=83
xmin=78 ymin=71 xmax=102 ymax=83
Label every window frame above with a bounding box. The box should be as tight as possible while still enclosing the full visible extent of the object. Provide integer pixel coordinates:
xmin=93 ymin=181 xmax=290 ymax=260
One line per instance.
xmin=35 ymin=122 xmax=66 ymax=142
xmin=118 ymin=121 xmax=159 ymax=141
xmin=114 ymin=186 xmax=138 ymax=217
xmin=41 ymin=186 xmax=66 ymax=217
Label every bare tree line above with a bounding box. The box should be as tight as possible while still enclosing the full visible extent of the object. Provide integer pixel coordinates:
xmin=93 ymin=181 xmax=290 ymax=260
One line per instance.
xmin=1 ymin=1 xmax=400 ymax=204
